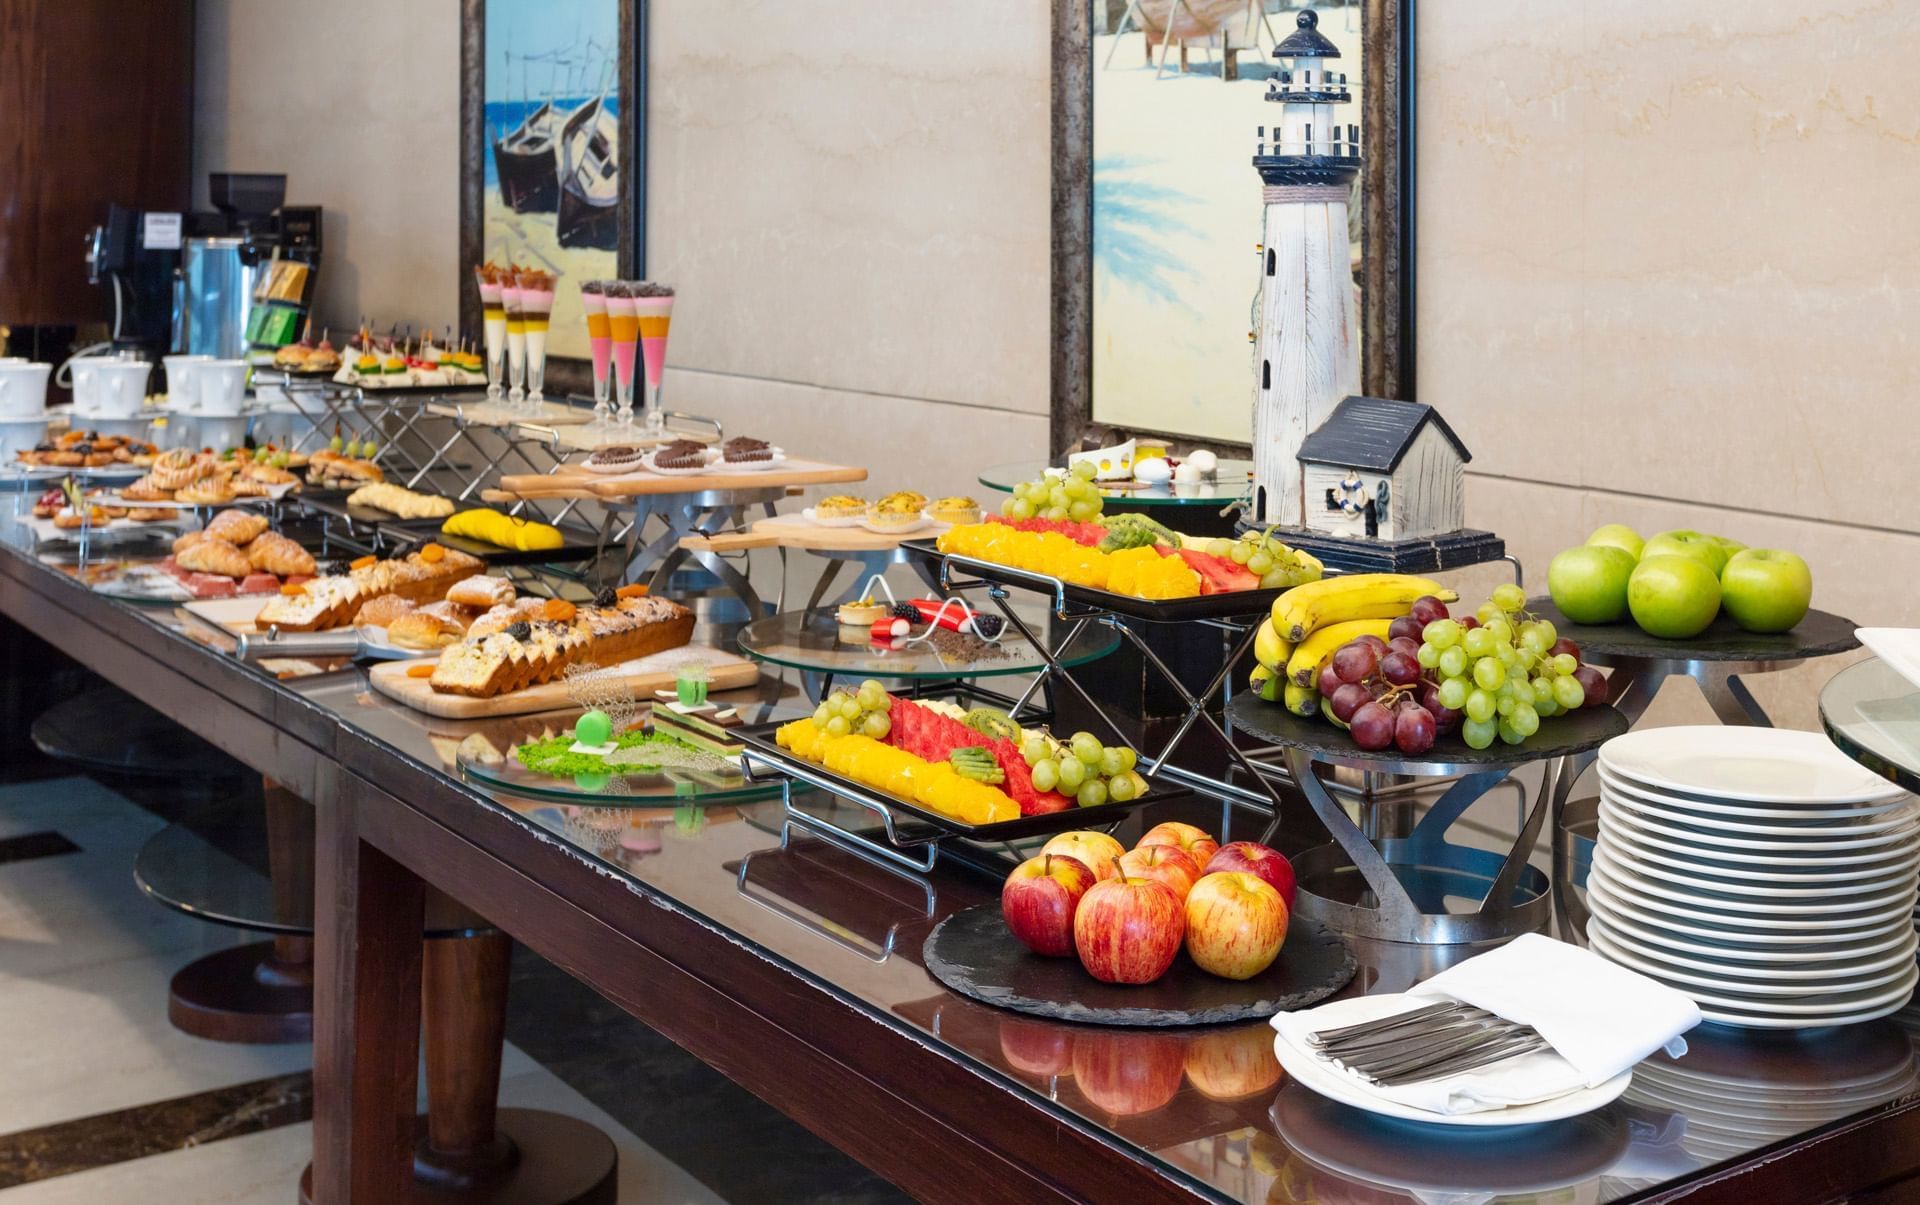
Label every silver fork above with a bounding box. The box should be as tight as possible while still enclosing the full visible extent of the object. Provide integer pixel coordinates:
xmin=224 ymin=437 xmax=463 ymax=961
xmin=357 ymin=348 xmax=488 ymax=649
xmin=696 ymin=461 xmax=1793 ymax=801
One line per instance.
xmin=1306 ymin=1003 xmax=1547 ymax=1087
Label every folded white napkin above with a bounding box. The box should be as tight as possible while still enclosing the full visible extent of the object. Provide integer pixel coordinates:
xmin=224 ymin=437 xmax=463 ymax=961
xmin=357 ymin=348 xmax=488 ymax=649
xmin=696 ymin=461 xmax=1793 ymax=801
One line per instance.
xmin=1273 ymin=934 xmax=1702 ymax=1116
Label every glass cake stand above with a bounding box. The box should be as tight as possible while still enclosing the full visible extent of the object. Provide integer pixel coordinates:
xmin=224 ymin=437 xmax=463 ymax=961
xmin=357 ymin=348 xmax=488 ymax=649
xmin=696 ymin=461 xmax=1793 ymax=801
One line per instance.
xmin=976 ymin=459 xmax=1254 ymax=508
xmin=458 ymin=746 xmax=784 ymax=807
xmin=1820 ymin=657 xmax=1920 ymax=793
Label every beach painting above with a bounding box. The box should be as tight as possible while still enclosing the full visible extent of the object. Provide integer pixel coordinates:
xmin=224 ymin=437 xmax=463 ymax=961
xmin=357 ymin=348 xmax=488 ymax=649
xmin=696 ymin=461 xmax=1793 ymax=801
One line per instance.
xmin=1090 ymin=0 xmax=1365 ymax=444
xmin=482 ymin=0 xmax=621 ymax=361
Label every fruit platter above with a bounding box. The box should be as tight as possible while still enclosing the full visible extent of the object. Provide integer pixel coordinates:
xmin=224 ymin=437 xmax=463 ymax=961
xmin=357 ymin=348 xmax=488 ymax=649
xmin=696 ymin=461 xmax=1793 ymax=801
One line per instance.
xmin=742 ymin=681 xmax=1180 ymax=841
xmin=919 ymin=821 xmax=1356 ymax=1027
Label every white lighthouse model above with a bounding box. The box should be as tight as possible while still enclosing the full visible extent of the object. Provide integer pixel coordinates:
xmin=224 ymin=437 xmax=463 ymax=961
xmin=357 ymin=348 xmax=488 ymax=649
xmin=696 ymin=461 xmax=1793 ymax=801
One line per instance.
xmin=1249 ymin=10 xmax=1361 ymax=528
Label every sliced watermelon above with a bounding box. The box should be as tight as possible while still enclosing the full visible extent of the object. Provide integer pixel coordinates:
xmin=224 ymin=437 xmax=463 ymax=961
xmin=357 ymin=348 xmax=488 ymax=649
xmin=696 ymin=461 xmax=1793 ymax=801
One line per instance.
xmin=990 ymin=738 xmax=1074 ymax=815
xmin=1172 ymin=547 xmax=1260 ymax=594
xmin=987 ymin=515 xmax=1108 ymax=547
xmin=886 ymin=698 xmax=989 ymax=762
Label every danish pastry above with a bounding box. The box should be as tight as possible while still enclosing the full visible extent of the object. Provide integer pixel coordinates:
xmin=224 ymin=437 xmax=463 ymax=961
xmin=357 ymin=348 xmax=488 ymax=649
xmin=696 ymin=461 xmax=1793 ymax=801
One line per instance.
xmin=353 ymin=594 xmax=416 ymax=629
xmin=175 ymin=478 xmax=236 ymax=506
xmin=150 ymin=449 xmax=207 ymax=491
xmin=387 ymin=610 xmax=463 ymax=650
xmin=121 ymin=476 xmax=172 ymax=502
xmin=445 ymin=575 xmax=516 ymax=608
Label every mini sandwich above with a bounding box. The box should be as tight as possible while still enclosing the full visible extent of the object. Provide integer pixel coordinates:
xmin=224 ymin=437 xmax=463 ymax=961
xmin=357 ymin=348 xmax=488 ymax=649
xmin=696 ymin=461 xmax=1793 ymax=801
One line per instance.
xmin=649 ymin=703 xmax=744 ymax=757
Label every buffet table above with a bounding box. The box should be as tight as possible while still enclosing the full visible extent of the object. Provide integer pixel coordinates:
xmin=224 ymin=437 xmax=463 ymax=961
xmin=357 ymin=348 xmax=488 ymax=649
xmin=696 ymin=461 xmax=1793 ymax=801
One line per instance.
xmin=3 ymin=512 xmax=1920 ymax=1203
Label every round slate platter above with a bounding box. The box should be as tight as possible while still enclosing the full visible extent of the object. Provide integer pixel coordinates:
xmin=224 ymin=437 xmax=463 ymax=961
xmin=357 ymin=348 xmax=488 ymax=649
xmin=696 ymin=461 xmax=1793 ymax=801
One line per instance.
xmin=1226 ymin=692 xmax=1628 ymax=771
xmin=1526 ymin=599 xmax=1858 ymax=664
xmin=923 ymin=901 xmax=1356 ymax=1027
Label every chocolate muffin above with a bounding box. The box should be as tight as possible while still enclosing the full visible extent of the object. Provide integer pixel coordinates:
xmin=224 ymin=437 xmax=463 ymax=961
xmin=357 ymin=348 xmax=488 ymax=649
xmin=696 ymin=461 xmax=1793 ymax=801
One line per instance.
xmin=652 ymin=439 xmax=708 ymax=470
xmin=585 ymin=445 xmax=646 ymax=474
xmin=722 ymin=436 xmax=772 ymax=463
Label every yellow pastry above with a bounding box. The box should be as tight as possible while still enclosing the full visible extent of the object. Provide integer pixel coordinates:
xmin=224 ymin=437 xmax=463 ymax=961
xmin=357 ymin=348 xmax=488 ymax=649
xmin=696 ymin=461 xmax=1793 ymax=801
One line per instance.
xmin=926 ymin=495 xmax=981 ymax=525
xmin=814 ymin=495 xmax=868 ymax=520
xmin=440 ymin=509 xmax=564 ymax=552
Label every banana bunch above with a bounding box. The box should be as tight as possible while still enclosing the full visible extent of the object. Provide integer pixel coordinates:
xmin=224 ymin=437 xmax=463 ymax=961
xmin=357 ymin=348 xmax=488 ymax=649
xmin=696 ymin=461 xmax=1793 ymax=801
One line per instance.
xmin=1247 ymin=573 xmax=1461 ymax=720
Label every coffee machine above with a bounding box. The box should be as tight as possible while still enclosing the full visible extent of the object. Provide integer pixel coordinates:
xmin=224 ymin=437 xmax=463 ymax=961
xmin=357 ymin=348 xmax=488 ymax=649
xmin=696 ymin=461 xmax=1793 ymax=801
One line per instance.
xmin=86 ymin=173 xmax=322 ymax=362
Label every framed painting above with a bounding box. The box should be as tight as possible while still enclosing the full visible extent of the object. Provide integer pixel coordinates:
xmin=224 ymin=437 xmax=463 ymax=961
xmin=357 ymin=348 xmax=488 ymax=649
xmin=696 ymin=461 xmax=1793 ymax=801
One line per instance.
xmin=459 ymin=0 xmax=646 ymax=398
xmin=1052 ymin=0 xmax=1413 ymax=453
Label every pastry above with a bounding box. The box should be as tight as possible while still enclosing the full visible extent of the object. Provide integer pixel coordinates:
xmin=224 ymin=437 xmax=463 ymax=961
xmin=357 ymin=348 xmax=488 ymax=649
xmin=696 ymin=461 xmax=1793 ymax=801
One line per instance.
xmin=244 ymin=463 xmax=298 ymax=486
xmin=246 ymin=532 xmax=317 ymax=577
xmin=128 ymin=508 xmax=173 ymax=523
xmin=149 ymin=449 xmax=208 ymax=491
xmin=878 ymin=490 xmax=928 ymax=513
xmin=926 ymin=495 xmax=982 ymax=525
xmin=121 ymin=476 xmax=173 ymax=503
xmin=836 ymin=598 xmax=891 ymax=627
xmin=353 ymin=594 xmax=417 ymax=628
xmin=176 ymin=538 xmax=252 ymax=578
xmin=466 ymin=598 xmax=546 ymax=639
xmin=175 ymin=478 xmax=236 ymax=506
xmin=30 ymin=488 xmax=63 ymax=519
xmin=446 ymin=575 xmax=516 ymax=608
xmin=584 ymin=445 xmax=646 ymax=475
xmin=428 ymin=596 xmax=695 ymax=698
xmin=387 ymin=610 xmax=463 ymax=650
xmin=347 ymin=482 xmax=454 ymax=519
xmin=814 ymin=495 xmax=868 ymax=521
xmin=652 ymin=440 xmax=708 ymax=470
xmin=416 ymin=599 xmax=477 ymax=632
xmin=867 ymin=494 xmax=925 ymax=530
xmin=206 ymin=509 xmax=269 ymax=544
xmin=52 ymin=506 xmax=108 ymax=530
xmin=721 ymin=436 xmax=772 ymax=464
xmin=172 ymin=530 xmax=210 ymax=555
xmin=253 ymin=545 xmax=483 ymax=632
xmin=440 ymin=509 xmax=563 ymax=552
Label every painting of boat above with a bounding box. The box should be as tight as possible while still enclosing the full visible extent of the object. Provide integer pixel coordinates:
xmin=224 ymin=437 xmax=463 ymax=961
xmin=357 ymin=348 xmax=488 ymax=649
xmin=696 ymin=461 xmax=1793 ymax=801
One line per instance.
xmin=555 ymin=94 xmax=618 ymax=251
xmin=1106 ymin=0 xmax=1279 ymax=80
xmin=493 ymin=100 xmax=561 ymax=213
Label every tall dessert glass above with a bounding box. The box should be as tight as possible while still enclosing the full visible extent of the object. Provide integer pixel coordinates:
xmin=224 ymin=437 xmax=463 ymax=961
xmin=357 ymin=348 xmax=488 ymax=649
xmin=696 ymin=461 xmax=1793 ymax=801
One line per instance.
xmin=580 ymin=280 xmax=612 ymax=434
xmin=518 ymin=267 xmax=558 ymax=410
xmin=633 ymin=283 xmax=675 ymax=437
xmin=474 ymin=264 xmax=506 ymax=401
xmin=604 ymin=282 xmax=639 ymax=428
xmin=502 ymin=272 xmax=528 ymax=408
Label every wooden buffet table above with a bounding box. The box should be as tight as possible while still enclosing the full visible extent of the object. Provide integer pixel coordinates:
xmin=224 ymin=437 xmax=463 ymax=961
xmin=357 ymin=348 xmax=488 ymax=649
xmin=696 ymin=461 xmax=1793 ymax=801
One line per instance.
xmin=3 ymin=514 xmax=1919 ymax=1204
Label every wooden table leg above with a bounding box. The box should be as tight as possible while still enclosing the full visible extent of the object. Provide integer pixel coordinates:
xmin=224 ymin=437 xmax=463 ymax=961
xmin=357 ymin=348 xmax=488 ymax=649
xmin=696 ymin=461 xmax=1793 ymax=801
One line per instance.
xmin=310 ymin=787 xmax=424 ymax=1203
xmin=167 ymin=779 xmax=317 ymax=1043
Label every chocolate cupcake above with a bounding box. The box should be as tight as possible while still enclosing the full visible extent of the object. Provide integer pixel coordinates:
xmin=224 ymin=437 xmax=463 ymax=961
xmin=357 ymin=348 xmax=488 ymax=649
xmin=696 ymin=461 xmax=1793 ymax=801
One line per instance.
xmin=722 ymin=436 xmax=773 ymax=463
xmin=585 ymin=444 xmax=646 ymax=474
xmin=653 ymin=439 xmax=708 ymax=470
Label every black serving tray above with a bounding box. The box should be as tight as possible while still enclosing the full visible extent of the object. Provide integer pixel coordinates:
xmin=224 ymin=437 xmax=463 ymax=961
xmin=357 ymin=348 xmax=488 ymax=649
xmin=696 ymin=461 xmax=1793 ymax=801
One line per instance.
xmin=290 ymin=487 xmax=409 ymax=528
xmin=736 ymin=721 xmax=1189 ymax=842
xmin=899 ymin=539 xmax=1283 ymax=624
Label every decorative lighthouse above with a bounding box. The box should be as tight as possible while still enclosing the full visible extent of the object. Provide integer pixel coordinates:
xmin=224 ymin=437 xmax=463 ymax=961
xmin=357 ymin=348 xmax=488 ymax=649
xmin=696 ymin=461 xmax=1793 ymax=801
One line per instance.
xmin=1249 ymin=10 xmax=1361 ymax=528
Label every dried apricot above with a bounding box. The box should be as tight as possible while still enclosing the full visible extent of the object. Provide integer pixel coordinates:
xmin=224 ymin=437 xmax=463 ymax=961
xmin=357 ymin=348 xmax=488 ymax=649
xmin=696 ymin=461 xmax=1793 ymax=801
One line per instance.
xmin=419 ymin=543 xmax=446 ymax=563
xmin=614 ymin=583 xmax=649 ymax=599
xmin=541 ymin=598 xmax=576 ymax=622
xmin=406 ymin=662 xmax=436 ymax=678
xmin=350 ymin=554 xmax=377 ymax=570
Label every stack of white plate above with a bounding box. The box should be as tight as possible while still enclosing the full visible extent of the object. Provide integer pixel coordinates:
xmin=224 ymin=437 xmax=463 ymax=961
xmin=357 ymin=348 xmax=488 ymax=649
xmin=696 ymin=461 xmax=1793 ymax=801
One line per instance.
xmin=1586 ymin=727 xmax=1920 ymax=1029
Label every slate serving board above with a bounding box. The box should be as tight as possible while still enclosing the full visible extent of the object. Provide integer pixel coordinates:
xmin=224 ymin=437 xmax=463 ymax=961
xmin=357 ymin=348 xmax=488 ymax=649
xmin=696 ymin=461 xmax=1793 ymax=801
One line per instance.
xmin=1526 ymin=599 xmax=1858 ymax=664
xmin=1225 ymin=692 xmax=1628 ymax=768
xmin=923 ymin=901 xmax=1355 ymax=1027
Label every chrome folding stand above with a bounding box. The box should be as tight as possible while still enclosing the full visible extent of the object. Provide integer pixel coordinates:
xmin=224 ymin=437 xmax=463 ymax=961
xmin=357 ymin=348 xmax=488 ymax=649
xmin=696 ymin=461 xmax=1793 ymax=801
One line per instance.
xmin=801 ymin=545 xmax=947 ymax=611
xmin=606 ymin=486 xmax=789 ymax=618
xmin=735 ymin=818 xmax=937 ymax=962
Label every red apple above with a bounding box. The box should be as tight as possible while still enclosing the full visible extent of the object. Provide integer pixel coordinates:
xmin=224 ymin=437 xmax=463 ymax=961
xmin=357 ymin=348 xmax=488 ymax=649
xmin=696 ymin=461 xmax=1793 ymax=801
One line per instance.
xmin=1073 ymin=876 xmax=1186 ymax=985
xmin=1071 ymin=1030 xmax=1185 ymax=1116
xmin=1183 ymin=1024 xmax=1284 ymax=1101
xmin=1041 ymin=830 xmax=1126 ymax=881
xmin=1204 ymin=841 xmax=1297 ymax=909
xmin=1115 ymin=843 xmax=1202 ymax=902
xmin=1002 ymin=852 xmax=1096 ymax=956
xmin=1137 ymin=821 xmax=1220 ymax=868
xmin=998 ymin=1016 xmax=1076 ymax=1079
xmin=1185 ymin=872 xmax=1288 ymax=980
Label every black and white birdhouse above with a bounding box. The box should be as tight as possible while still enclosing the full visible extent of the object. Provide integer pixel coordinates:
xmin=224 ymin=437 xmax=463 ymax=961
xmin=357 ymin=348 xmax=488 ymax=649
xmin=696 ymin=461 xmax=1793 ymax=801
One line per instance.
xmin=1296 ymin=396 xmax=1470 ymax=541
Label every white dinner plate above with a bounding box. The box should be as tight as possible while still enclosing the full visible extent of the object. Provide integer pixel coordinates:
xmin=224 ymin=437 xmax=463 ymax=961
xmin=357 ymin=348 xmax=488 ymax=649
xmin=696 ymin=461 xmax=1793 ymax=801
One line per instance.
xmin=1588 ymin=927 xmax=1920 ymax=1010
xmin=1270 ymin=995 xmax=1633 ymax=1128
xmin=1599 ymin=823 xmax=1916 ymax=884
xmin=800 ymin=507 xmax=866 ymax=528
xmin=1597 ymin=805 xmax=1920 ymax=871
xmin=1599 ymin=726 xmax=1909 ymax=805
xmin=1695 ymin=991 xmax=1918 ymax=1030
xmin=1592 ymin=904 xmax=1920 ymax=965
xmin=1590 ymin=916 xmax=1918 ymax=981
xmin=1586 ymin=860 xmax=1917 ymax=931
xmin=1602 ymin=787 xmax=1920 ymax=839
xmin=1584 ymin=867 xmax=1916 ymax=945
xmin=1598 ymin=798 xmax=1920 ymax=853
xmin=1594 ymin=838 xmax=1915 ymax=899
xmin=1591 ymin=849 xmax=1915 ymax=915
xmin=1598 ymin=764 xmax=1915 ymax=822
xmin=1857 ymin=629 xmax=1920 ymax=693
xmin=641 ymin=448 xmax=721 ymax=476
xmin=714 ymin=449 xmax=788 ymax=472
xmin=1586 ymin=923 xmax=1914 ymax=998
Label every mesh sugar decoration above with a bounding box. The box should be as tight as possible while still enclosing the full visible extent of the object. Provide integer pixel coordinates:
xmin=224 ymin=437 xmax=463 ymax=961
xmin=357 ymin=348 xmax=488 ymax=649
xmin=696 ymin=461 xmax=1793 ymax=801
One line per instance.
xmin=562 ymin=662 xmax=642 ymax=732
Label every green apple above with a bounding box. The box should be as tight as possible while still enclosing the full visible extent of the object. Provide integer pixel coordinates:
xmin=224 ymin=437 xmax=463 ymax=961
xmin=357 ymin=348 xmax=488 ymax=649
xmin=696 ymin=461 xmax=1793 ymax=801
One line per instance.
xmin=1585 ymin=524 xmax=1645 ymax=562
xmin=1641 ymin=530 xmax=1731 ymax=577
xmin=1720 ymin=549 xmax=1812 ymax=633
xmin=1548 ymin=545 xmax=1636 ymax=623
xmin=1709 ymin=534 xmax=1748 ymax=561
xmin=1628 ymin=555 xmax=1723 ymax=639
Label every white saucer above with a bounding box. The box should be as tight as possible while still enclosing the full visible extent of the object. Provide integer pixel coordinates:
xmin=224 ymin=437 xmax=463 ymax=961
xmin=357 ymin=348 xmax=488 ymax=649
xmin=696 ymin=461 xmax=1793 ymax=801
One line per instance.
xmin=714 ymin=448 xmax=787 ymax=472
xmin=1584 ymin=866 xmax=1916 ymax=944
xmin=1599 ymin=726 xmax=1908 ymax=805
xmin=1270 ymin=995 xmax=1633 ymax=1128
xmin=800 ymin=507 xmax=866 ymax=528
xmin=1590 ymin=848 xmax=1914 ymax=915
xmin=1598 ymin=764 xmax=1916 ymax=822
xmin=1586 ymin=859 xmax=1917 ymax=930
xmin=642 ymin=448 xmax=720 ymax=476
xmin=859 ymin=515 xmax=937 ymax=536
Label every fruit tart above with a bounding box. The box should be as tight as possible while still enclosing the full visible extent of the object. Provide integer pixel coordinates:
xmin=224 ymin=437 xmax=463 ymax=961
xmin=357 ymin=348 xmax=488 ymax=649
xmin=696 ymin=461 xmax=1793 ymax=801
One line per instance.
xmin=926 ymin=495 xmax=982 ymax=525
xmin=813 ymin=494 xmax=868 ymax=522
xmin=865 ymin=494 xmax=926 ymax=531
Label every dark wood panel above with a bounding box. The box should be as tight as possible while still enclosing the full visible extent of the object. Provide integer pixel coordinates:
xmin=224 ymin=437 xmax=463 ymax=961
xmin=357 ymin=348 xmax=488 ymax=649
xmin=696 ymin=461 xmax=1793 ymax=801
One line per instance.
xmin=0 ymin=0 xmax=194 ymax=324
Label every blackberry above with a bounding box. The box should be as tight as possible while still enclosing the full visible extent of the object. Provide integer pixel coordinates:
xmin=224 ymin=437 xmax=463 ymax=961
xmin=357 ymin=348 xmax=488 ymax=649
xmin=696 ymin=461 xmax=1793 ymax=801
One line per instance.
xmin=593 ymin=587 xmax=618 ymax=607
xmin=970 ymin=614 xmax=1005 ymax=639
xmin=889 ymin=603 xmax=920 ymax=622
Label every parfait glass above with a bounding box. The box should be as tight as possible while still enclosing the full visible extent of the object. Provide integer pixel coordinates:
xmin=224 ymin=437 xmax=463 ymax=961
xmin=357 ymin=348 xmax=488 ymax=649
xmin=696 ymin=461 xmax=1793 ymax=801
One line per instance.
xmin=474 ymin=265 xmax=506 ymax=402
xmin=518 ymin=268 xmax=560 ymax=412
xmin=580 ymin=280 xmax=612 ymax=436
xmin=502 ymin=274 xmax=528 ymax=409
xmin=604 ymin=283 xmax=639 ymax=428
xmin=633 ymin=283 xmax=675 ymax=437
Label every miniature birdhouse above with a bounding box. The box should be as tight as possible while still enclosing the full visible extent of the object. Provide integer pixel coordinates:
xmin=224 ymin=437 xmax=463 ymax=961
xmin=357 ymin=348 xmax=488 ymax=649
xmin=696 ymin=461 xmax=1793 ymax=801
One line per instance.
xmin=1296 ymin=396 xmax=1470 ymax=541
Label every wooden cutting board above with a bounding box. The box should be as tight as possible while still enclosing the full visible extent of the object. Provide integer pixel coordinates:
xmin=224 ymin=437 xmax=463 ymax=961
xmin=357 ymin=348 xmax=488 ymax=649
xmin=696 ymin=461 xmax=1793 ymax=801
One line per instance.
xmin=367 ymin=642 xmax=759 ymax=718
xmin=496 ymin=459 xmax=866 ymax=500
xmin=182 ymin=595 xmax=276 ymax=634
xmin=677 ymin=512 xmax=947 ymax=553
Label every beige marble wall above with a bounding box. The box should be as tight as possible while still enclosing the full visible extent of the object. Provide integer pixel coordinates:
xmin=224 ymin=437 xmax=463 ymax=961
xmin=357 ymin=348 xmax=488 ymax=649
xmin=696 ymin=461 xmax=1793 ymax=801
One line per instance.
xmin=1418 ymin=0 xmax=1920 ymax=727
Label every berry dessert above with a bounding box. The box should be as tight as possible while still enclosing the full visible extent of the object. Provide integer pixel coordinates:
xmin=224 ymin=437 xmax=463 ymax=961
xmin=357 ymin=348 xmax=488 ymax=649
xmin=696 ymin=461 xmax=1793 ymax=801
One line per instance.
xmin=585 ymin=445 xmax=647 ymax=474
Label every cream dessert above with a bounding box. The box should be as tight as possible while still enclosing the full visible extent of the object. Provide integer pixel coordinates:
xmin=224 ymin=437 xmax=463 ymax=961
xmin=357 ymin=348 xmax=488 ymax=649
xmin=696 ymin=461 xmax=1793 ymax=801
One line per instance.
xmin=474 ymin=264 xmax=507 ymax=400
xmin=516 ymin=267 xmax=558 ymax=404
xmin=580 ymin=280 xmax=612 ymax=425
xmin=501 ymin=271 xmax=527 ymax=404
xmin=633 ymin=282 xmax=675 ymax=435
xmin=604 ymin=282 xmax=639 ymax=426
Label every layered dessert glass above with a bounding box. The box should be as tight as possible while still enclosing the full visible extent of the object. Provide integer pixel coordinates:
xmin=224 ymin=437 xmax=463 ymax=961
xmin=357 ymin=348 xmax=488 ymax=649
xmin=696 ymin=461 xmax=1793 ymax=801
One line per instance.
xmin=605 ymin=282 xmax=639 ymax=427
xmin=474 ymin=264 xmax=507 ymax=401
xmin=517 ymin=268 xmax=558 ymax=407
xmin=580 ymin=280 xmax=612 ymax=432
xmin=633 ymin=283 xmax=675 ymax=437
xmin=502 ymin=272 xmax=528 ymax=407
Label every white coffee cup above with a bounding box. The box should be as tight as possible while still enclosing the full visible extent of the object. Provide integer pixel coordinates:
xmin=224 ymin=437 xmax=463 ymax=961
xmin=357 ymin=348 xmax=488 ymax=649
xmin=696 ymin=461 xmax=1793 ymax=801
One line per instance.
xmin=196 ymin=360 xmax=250 ymax=417
xmin=163 ymin=354 xmax=212 ymax=412
xmin=0 ymin=362 xmax=52 ymax=417
xmin=0 ymin=417 xmax=50 ymax=460
xmin=69 ymin=358 xmax=152 ymax=418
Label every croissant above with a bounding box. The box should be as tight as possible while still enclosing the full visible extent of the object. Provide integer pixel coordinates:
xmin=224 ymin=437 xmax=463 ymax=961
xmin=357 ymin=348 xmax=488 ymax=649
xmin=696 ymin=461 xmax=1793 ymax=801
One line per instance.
xmin=246 ymin=532 xmax=317 ymax=577
xmin=206 ymin=509 xmax=268 ymax=544
xmin=172 ymin=530 xmax=210 ymax=555
xmin=175 ymin=538 xmax=252 ymax=579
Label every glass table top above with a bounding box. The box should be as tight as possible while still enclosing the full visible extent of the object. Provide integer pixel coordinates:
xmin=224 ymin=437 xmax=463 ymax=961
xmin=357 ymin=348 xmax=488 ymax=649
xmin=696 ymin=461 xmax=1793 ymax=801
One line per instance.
xmin=977 ymin=460 xmax=1254 ymax=507
xmin=736 ymin=605 xmax=1119 ymax=679
xmin=6 ymin=505 xmax=1920 ymax=1204
xmin=458 ymin=744 xmax=783 ymax=806
xmin=1820 ymin=657 xmax=1920 ymax=792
